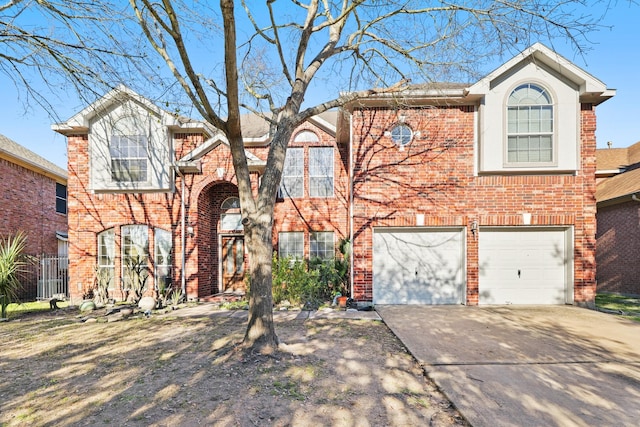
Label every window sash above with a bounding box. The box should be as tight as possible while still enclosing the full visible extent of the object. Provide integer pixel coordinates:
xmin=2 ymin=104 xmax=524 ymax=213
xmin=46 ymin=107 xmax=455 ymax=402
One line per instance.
xmin=121 ymin=225 xmax=149 ymax=289
xmin=153 ymin=228 xmax=172 ymax=290
xmin=110 ymin=135 xmax=148 ymax=182
xmin=55 ymin=183 xmax=67 ymax=214
xmin=506 ymin=84 xmax=553 ymax=164
xmin=98 ymin=229 xmax=115 ymax=290
xmin=278 ymin=232 xmax=304 ymax=260
xmin=309 ymin=147 xmax=334 ymax=197
xmin=310 ymin=231 xmax=334 ymax=260
xmin=280 ymin=148 xmax=303 ymax=197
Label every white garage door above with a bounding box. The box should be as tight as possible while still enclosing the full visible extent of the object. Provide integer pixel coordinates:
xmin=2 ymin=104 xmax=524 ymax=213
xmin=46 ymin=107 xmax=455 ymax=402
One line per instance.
xmin=373 ymin=228 xmax=465 ymax=304
xmin=479 ymin=228 xmax=572 ymax=305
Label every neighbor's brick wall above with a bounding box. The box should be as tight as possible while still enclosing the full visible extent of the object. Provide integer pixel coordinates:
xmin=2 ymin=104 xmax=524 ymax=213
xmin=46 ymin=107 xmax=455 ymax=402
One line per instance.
xmin=0 ymin=158 xmax=67 ymax=256
xmin=596 ymin=201 xmax=640 ymax=295
xmin=0 ymin=157 xmax=68 ymax=300
xmin=350 ymin=105 xmax=598 ymax=305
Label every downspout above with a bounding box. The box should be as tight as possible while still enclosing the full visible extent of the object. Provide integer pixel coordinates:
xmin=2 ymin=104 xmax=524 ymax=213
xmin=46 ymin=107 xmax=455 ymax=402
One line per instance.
xmin=632 ymin=193 xmax=640 ymax=203
xmin=174 ymin=166 xmax=187 ymax=296
xmin=348 ymin=112 xmax=354 ymax=299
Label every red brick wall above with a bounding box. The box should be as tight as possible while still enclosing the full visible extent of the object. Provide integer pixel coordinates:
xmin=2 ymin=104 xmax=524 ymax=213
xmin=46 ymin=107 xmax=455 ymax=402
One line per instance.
xmin=0 ymin=158 xmax=67 ymax=256
xmin=350 ymin=105 xmax=597 ymax=305
xmin=67 ymin=133 xmax=182 ymax=302
xmin=596 ymin=201 xmax=640 ymax=295
xmin=272 ymin=122 xmax=350 ymax=253
xmin=0 ymin=157 xmax=68 ymax=300
xmin=67 ymin=120 xmax=349 ymax=303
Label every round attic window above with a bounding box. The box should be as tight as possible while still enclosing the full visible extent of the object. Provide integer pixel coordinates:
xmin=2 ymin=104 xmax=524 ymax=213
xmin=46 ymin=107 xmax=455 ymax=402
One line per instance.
xmin=390 ymin=124 xmax=413 ymax=146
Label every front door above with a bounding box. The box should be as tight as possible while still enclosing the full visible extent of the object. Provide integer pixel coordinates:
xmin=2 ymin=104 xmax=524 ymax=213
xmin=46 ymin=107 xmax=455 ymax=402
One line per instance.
xmin=221 ymin=236 xmax=245 ymax=292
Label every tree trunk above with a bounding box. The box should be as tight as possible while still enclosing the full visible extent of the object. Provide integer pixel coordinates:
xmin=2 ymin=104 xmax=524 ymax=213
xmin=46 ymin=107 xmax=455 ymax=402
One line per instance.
xmin=242 ymin=210 xmax=278 ymax=352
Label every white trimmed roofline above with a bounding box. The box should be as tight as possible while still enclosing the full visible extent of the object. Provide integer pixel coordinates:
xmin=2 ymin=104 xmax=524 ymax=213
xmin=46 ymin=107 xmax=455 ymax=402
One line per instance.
xmin=466 ymin=42 xmax=615 ymax=105
xmin=179 ymin=132 xmax=266 ymax=173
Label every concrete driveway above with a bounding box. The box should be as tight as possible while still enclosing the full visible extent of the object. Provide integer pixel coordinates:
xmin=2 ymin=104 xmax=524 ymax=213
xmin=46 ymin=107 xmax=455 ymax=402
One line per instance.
xmin=376 ymin=305 xmax=640 ymax=427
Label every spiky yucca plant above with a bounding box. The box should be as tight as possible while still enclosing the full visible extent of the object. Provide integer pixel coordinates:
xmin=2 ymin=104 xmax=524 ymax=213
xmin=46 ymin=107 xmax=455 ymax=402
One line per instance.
xmin=0 ymin=231 xmax=28 ymax=319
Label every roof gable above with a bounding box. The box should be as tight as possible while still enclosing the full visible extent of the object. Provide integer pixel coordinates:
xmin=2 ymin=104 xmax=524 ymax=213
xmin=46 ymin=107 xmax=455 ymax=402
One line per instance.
xmin=52 ymin=85 xmax=212 ymax=136
xmin=467 ymin=43 xmax=615 ymax=105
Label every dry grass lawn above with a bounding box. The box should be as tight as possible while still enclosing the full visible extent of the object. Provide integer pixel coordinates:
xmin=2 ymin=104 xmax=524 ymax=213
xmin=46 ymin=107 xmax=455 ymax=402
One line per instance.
xmin=0 ymin=305 xmax=467 ymax=426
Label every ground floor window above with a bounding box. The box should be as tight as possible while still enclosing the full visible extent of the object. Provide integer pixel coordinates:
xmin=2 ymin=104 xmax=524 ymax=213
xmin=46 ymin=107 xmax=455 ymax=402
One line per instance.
xmin=278 ymin=232 xmax=304 ymax=260
xmin=97 ymin=228 xmax=115 ymax=291
xmin=311 ymin=231 xmax=334 ymax=260
xmin=154 ymin=228 xmax=172 ymax=292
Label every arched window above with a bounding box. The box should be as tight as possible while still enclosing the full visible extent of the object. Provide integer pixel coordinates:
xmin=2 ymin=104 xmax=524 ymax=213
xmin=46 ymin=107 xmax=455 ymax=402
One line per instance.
xmin=294 ymin=130 xmax=319 ymax=143
xmin=507 ymin=84 xmax=553 ymax=163
xmin=220 ymin=197 xmax=243 ymax=231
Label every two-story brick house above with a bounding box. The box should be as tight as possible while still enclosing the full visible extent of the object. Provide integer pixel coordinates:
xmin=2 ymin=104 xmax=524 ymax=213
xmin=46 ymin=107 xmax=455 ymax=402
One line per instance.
xmin=54 ymin=43 xmax=613 ymax=306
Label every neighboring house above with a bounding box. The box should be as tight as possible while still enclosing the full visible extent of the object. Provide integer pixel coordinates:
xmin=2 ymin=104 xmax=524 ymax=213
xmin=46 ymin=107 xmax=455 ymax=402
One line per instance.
xmin=0 ymin=133 xmax=68 ymax=299
xmin=54 ymin=43 xmax=613 ymax=307
xmin=595 ymin=141 xmax=640 ymax=295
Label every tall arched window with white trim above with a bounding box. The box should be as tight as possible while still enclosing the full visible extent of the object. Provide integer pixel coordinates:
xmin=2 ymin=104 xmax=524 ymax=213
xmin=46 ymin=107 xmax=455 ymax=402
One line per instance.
xmin=507 ymin=84 xmax=554 ymax=164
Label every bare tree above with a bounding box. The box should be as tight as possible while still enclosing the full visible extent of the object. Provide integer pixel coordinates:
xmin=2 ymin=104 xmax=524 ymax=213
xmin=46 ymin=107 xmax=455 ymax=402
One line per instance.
xmin=0 ymin=0 xmax=144 ymax=114
xmin=123 ymin=0 xmax=611 ymax=352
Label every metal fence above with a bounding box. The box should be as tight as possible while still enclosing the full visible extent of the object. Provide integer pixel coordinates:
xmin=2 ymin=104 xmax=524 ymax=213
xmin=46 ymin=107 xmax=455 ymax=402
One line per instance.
xmin=37 ymin=256 xmax=69 ymax=300
xmin=13 ymin=255 xmax=69 ymax=301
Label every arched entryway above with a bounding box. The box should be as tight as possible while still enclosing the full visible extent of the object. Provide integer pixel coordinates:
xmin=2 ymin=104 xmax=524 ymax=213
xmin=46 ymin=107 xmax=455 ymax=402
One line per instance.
xmin=196 ymin=181 xmax=244 ymax=297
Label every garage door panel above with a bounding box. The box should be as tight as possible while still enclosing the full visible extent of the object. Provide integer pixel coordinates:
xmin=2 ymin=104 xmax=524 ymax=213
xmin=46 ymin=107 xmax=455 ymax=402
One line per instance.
xmin=373 ymin=229 xmax=464 ymax=305
xmin=480 ymin=287 xmax=567 ymax=305
xmin=479 ymin=229 xmax=569 ymax=305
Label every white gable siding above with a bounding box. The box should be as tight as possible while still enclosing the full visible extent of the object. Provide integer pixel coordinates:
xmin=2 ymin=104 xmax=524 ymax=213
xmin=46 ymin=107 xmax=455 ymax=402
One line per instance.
xmin=478 ymin=60 xmax=580 ymax=173
xmin=89 ymin=100 xmax=172 ymax=192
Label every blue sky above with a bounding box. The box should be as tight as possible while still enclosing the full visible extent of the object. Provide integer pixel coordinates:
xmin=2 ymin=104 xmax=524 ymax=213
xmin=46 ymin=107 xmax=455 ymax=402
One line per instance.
xmin=0 ymin=3 xmax=638 ymax=169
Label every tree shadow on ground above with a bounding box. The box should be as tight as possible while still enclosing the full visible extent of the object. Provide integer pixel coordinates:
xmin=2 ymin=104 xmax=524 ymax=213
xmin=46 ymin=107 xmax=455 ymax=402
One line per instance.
xmin=0 ymin=308 xmax=467 ymax=426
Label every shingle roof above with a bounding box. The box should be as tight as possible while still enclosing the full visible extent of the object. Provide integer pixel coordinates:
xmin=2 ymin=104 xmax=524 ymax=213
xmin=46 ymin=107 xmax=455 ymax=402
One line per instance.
xmin=0 ymin=133 xmax=67 ymax=181
xmin=596 ymin=166 xmax=640 ymax=203
xmin=596 ymin=141 xmax=640 ymax=171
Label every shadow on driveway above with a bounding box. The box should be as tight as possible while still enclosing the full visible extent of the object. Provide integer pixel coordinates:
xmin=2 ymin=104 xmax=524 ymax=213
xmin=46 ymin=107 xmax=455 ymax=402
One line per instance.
xmin=376 ymin=305 xmax=640 ymax=427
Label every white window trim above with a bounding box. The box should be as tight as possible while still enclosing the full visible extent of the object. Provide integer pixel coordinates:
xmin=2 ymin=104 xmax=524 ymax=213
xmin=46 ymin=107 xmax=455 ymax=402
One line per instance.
xmin=503 ymin=81 xmax=558 ymax=168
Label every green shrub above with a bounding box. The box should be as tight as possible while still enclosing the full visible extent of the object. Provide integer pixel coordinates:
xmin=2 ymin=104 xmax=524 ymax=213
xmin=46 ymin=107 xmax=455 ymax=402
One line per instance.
xmin=271 ymin=245 xmax=350 ymax=309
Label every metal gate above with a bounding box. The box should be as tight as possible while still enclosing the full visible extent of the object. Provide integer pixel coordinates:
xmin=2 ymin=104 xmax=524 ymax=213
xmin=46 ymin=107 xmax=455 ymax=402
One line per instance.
xmin=37 ymin=256 xmax=69 ymax=299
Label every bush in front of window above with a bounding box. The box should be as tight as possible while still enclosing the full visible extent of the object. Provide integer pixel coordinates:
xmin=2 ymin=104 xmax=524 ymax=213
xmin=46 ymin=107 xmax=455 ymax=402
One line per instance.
xmin=270 ymin=252 xmax=349 ymax=309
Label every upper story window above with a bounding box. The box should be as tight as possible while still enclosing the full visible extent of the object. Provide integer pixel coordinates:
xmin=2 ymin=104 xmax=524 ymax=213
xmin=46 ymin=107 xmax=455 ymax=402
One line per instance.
xmin=110 ymin=134 xmax=148 ymax=182
xmin=507 ymin=84 xmax=553 ymax=164
xmin=294 ymin=130 xmax=319 ymax=143
xmin=280 ymin=147 xmax=303 ymax=197
xmin=309 ymin=147 xmax=334 ymax=197
xmin=390 ymin=124 xmax=413 ymax=146
xmin=220 ymin=197 xmax=243 ymax=231
xmin=279 ymin=146 xmax=334 ymax=198
xmin=55 ymin=183 xmax=67 ymax=214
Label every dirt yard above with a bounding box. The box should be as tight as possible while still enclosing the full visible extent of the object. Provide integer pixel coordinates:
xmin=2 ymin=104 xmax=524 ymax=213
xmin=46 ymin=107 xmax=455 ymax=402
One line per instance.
xmin=0 ymin=305 xmax=468 ymax=426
